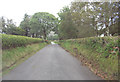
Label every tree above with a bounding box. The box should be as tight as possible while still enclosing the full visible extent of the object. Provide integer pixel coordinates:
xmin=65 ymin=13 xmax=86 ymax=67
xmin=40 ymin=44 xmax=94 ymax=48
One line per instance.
xmin=20 ymin=14 xmax=31 ymax=36
xmin=69 ymin=1 xmax=119 ymax=38
xmin=5 ymin=27 xmax=25 ymax=35
xmin=70 ymin=2 xmax=96 ymax=38
xmin=30 ymin=12 xmax=58 ymax=39
xmin=58 ymin=6 xmax=78 ymax=39
xmin=90 ymin=2 xmax=119 ymax=36
xmin=0 ymin=17 xmax=25 ymax=35
xmin=0 ymin=17 xmax=6 ymax=33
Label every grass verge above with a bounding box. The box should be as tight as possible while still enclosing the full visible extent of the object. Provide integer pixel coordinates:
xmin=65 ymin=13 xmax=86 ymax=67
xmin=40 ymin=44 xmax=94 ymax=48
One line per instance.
xmin=59 ymin=37 xmax=119 ymax=80
xmin=2 ymin=42 xmax=47 ymax=75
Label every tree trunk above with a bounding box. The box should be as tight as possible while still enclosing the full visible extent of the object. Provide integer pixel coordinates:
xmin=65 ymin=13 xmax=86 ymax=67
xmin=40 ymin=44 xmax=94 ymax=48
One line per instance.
xmin=32 ymin=33 xmax=34 ymax=38
xmin=106 ymin=24 xmax=109 ymax=36
xmin=43 ymin=29 xmax=47 ymax=40
xmin=36 ymin=33 xmax=38 ymax=38
xmin=25 ymin=29 xmax=28 ymax=36
xmin=95 ymin=26 xmax=98 ymax=37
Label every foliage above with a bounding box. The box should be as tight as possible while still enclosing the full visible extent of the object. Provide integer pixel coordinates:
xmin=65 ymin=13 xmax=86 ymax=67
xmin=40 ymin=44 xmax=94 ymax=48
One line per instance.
xmin=2 ymin=34 xmax=43 ymax=49
xmin=30 ymin=12 xmax=58 ymax=39
xmin=20 ymin=14 xmax=31 ymax=36
xmin=0 ymin=17 xmax=25 ymax=35
xmin=2 ymin=43 xmax=47 ymax=74
xmin=59 ymin=36 xmax=119 ymax=80
xmin=58 ymin=6 xmax=78 ymax=39
xmin=47 ymin=34 xmax=59 ymax=40
xmin=4 ymin=27 xmax=25 ymax=35
xmin=1 ymin=12 xmax=58 ymax=40
xmin=57 ymin=2 xmax=119 ymax=39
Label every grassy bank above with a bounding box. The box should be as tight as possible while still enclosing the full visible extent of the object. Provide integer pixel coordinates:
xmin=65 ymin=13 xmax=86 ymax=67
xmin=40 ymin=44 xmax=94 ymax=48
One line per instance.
xmin=59 ymin=36 xmax=119 ymax=80
xmin=2 ymin=42 xmax=47 ymax=75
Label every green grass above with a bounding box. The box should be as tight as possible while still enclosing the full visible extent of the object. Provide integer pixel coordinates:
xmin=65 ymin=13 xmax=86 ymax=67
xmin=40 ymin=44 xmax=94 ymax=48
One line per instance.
xmin=2 ymin=34 xmax=43 ymax=49
xmin=59 ymin=36 xmax=119 ymax=80
xmin=53 ymin=40 xmax=59 ymax=44
xmin=2 ymin=42 xmax=47 ymax=75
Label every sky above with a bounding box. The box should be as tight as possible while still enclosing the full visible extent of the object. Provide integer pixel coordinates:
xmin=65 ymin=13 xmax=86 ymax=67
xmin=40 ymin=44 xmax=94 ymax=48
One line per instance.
xmin=0 ymin=0 xmax=73 ymax=26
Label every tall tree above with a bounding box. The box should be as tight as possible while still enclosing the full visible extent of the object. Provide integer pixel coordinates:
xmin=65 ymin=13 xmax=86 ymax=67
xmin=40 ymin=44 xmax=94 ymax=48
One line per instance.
xmin=20 ymin=14 xmax=31 ymax=36
xmin=70 ymin=2 xmax=96 ymax=38
xmin=30 ymin=12 xmax=58 ymax=39
xmin=0 ymin=17 xmax=25 ymax=35
xmin=0 ymin=17 xmax=6 ymax=33
xmin=58 ymin=6 xmax=78 ymax=39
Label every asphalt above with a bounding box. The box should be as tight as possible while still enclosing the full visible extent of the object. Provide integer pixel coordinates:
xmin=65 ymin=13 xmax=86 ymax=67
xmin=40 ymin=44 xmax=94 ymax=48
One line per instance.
xmin=3 ymin=43 xmax=102 ymax=80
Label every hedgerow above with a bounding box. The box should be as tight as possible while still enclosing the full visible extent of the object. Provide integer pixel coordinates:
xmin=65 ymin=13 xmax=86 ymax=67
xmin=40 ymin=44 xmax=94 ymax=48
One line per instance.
xmin=2 ymin=34 xmax=43 ymax=49
xmin=59 ymin=36 xmax=119 ymax=80
xmin=60 ymin=36 xmax=119 ymax=58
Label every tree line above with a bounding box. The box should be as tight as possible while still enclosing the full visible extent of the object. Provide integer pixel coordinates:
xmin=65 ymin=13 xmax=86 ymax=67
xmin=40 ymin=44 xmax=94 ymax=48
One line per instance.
xmin=0 ymin=1 xmax=119 ymax=40
xmin=58 ymin=1 xmax=120 ymax=39
xmin=0 ymin=12 xmax=58 ymax=40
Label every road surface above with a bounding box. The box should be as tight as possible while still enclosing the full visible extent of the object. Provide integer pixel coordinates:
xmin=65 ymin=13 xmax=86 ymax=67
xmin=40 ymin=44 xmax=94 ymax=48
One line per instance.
xmin=3 ymin=44 xmax=102 ymax=80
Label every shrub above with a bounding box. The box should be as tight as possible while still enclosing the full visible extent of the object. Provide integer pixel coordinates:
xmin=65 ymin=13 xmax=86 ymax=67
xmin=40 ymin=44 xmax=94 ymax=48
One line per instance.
xmin=59 ymin=36 xmax=119 ymax=80
xmin=60 ymin=36 xmax=119 ymax=58
xmin=2 ymin=34 xmax=43 ymax=49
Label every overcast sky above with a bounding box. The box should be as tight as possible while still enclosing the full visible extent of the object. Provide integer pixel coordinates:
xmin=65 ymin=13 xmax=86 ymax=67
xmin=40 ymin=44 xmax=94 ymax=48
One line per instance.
xmin=0 ymin=0 xmax=72 ymax=26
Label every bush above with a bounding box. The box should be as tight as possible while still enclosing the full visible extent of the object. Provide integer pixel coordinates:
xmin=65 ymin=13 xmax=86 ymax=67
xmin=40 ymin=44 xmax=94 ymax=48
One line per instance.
xmin=61 ymin=36 xmax=119 ymax=58
xmin=2 ymin=34 xmax=43 ymax=49
xmin=59 ymin=36 xmax=119 ymax=80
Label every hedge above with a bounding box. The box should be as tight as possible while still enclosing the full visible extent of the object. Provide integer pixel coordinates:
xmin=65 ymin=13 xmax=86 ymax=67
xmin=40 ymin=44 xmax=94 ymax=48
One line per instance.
xmin=60 ymin=36 xmax=119 ymax=58
xmin=2 ymin=34 xmax=43 ymax=49
xmin=59 ymin=36 xmax=119 ymax=80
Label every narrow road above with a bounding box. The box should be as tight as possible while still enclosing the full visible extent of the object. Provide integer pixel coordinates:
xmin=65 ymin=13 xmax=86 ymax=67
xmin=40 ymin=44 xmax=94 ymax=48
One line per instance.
xmin=3 ymin=44 xmax=102 ymax=80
